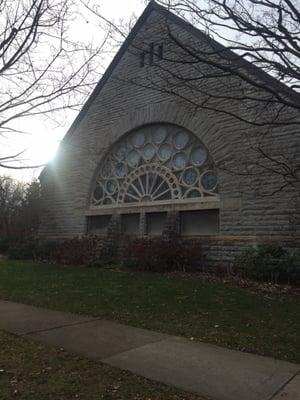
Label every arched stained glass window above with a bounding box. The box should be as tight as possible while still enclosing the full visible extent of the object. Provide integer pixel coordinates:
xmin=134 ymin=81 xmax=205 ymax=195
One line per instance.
xmin=91 ymin=124 xmax=218 ymax=207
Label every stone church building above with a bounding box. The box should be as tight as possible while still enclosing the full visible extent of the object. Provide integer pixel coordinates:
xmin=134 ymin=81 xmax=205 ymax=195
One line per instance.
xmin=39 ymin=1 xmax=299 ymax=265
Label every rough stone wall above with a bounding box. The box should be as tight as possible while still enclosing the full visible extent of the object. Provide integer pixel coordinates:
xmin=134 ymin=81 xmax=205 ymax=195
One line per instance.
xmin=39 ymin=7 xmax=300 ymax=264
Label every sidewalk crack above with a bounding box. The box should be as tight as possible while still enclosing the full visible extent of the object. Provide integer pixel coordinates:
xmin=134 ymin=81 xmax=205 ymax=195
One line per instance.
xmin=21 ymin=318 xmax=102 ymax=336
xmin=267 ymin=371 xmax=300 ymax=400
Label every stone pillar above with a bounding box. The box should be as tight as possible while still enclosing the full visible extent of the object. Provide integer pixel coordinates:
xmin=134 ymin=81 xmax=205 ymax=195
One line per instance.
xmin=139 ymin=211 xmax=147 ymax=236
xmin=102 ymin=214 xmax=121 ymax=256
xmin=162 ymin=211 xmax=180 ymax=241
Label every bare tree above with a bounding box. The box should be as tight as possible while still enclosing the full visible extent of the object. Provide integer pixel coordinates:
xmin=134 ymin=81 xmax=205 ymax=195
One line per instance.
xmin=0 ymin=176 xmax=42 ymax=242
xmin=119 ymin=0 xmax=299 ymax=191
xmin=0 ymin=175 xmax=25 ymax=237
xmin=153 ymin=0 xmax=300 ymax=119
xmin=0 ymin=0 xmax=111 ymax=169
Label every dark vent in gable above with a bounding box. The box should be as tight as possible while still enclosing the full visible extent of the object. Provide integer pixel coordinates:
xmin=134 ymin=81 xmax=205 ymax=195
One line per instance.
xmin=139 ymin=43 xmax=164 ymax=67
xmin=140 ymin=52 xmax=145 ymax=67
xmin=157 ymin=44 xmax=163 ymax=60
xmin=149 ymin=42 xmax=154 ymax=65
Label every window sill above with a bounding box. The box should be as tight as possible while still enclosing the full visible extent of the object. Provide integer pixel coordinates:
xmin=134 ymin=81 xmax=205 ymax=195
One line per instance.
xmin=85 ymin=197 xmax=220 ymax=216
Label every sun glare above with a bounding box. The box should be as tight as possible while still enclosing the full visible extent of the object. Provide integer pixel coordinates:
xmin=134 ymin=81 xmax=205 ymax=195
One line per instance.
xmin=3 ymin=0 xmax=144 ymax=182
xmin=14 ymin=118 xmax=63 ymax=167
xmin=27 ymin=134 xmax=60 ymax=165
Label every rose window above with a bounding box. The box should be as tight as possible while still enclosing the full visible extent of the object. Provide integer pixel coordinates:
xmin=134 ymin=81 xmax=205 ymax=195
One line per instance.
xmin=91 ymin=124 xmax=218 ymax=207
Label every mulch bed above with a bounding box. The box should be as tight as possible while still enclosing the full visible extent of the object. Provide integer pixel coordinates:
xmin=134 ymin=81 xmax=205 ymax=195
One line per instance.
xmin=166 ymin=271 xmax=300 ymax=299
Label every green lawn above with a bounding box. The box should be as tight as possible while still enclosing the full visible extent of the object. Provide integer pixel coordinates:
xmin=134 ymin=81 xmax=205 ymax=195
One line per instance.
xmin=0 ymin=331 xmax=205 ymax=400
xmin=0 ymin=260 xmax=299 ymax=363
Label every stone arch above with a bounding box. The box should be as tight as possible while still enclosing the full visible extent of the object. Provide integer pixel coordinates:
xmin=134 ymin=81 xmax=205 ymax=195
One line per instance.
xmin=92 ymin=101 xmax=233 ymax=165
xmin=90 ymin=122 xmax=219 ymax=208
xmin=85 ymin=101 xmax=234 ymax=209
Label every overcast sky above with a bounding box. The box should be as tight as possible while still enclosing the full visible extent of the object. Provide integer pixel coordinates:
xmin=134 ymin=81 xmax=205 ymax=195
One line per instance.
xmin=1 ymin=0 xmax=145 ymax=182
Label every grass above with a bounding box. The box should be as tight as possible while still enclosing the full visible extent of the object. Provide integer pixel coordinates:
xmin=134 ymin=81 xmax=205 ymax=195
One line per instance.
xmin=0 ymin=260 xmax=299 ymax=363
xmin=0 ymin=331 xmax=205 ymax=400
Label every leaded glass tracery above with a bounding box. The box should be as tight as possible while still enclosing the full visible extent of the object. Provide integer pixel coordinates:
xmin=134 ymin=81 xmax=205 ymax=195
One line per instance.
xmin=91 ymin=124 xmax=218 ymax=207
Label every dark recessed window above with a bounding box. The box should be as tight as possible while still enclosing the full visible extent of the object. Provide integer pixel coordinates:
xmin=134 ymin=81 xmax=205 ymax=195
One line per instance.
xmin=87 ymin=215 xmax=111 ymax=235
xmin=180 ymin=210 xmax=219 ymax=236
xmin=147 ymin=212 xmax=167 ymax=236
xmin=122 ymin=213 xmax=140 ymax=235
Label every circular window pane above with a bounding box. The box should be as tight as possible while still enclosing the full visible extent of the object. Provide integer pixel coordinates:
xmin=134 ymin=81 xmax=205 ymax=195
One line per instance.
xmin=173 ymin=152 xmax=188 ymax=169
xmin=132 ymin=132 xmax=145 ymax=148
xmin=153 ymin=126 xmax=167 ymax=144
xmin=183 ymin=167 xmax=198 ymax=185
xmin=158 ymin=143 xmax=172 ymax=161
xmin=106 ymin=180 xmax=117 ymax=194
xmin=115 ymin=163 xmax=126 ymax=178
xmin=201 ymin=171 xmax=218 ymax=191
xmin=190 ymin=147 xmax=207 ymax=166
xmin=92 ymin=124 xmax=218 ymax=207
xmin=186 ymin=189 xmax=202 ymax=198
xmin=174 ymin=131 xmax=189 ymax=149
xmin=93 ymin=185 xmax=103 ymax=200
xmin=128 ymin=150 xmax=140 ymax=167
xmin=143 ymin=143 xmax=155 ymax=160
xmin=115 ymin=143 xmax=126 ymax=161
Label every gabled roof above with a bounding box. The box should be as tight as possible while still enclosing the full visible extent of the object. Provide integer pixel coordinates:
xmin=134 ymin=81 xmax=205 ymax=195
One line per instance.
xmin=40 ymin=0 xmax=299 ymax=178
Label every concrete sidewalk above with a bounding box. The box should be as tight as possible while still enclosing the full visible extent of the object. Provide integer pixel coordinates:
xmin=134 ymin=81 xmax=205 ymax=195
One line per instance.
xmin=0 ymin=300 xmax=299 ymax=400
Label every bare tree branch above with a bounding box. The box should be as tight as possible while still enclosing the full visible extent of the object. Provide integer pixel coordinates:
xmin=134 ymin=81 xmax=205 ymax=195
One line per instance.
xmin=119 ymin=0 xmax=300 ymax=191
xmin=0 ymin=0 xmax=110 ymax=170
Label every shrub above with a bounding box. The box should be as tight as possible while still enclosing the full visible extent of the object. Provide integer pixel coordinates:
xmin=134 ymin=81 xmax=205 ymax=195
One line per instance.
xmin=7 ymin=240 xmax=38 ymax=260
xmin=124 ymin=238 xmax=203 ymax=272
xmin=34 ymin=236 xmax=103 ymax=265
xmin=0 ymin=238 xmax=12 ymax=253
xmin=85 ymin=256 xmax=120 ymax=269
xmin=233 ymin=243 xmax=300 ymax=285
xmin=7 ymin=235 xmax=104 ymax=264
